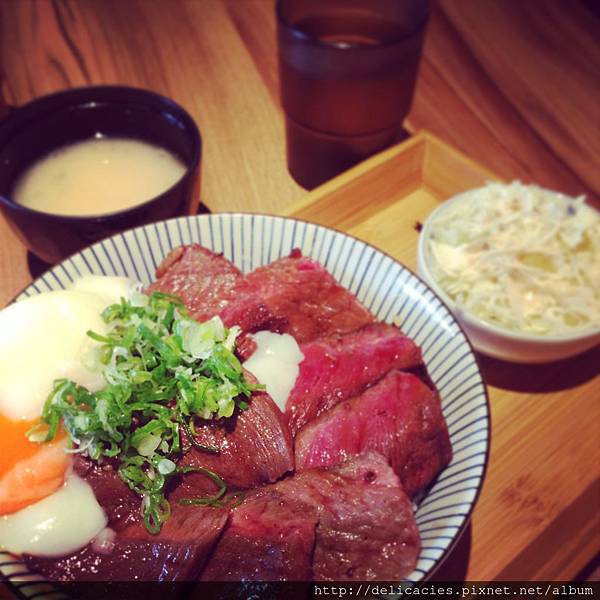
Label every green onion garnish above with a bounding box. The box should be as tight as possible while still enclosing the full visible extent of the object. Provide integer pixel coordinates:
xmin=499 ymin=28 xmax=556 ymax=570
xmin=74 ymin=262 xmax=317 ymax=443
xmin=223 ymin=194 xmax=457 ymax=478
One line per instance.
xmin=28 ymin=292 xmax=260 ymax=534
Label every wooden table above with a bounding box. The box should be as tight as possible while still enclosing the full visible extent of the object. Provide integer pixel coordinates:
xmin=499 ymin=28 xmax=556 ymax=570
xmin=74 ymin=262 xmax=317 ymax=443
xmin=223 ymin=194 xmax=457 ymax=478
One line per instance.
xmin=0 ymin=0 xmax=599 ymax=585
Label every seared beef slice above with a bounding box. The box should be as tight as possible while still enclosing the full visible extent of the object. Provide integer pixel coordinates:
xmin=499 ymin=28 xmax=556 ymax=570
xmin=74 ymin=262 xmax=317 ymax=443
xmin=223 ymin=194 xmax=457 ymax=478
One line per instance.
xmin=24 ymin=504 xmax=227 ymax=581
xmin=148 ymin=244 xmax=273 ymax=333
xmin=278 ymin=454 xmax=419 ymax=581
xmin=286 ymin=323 xmax=422 ymax=435
xmin=295 ymin=371 xmax=452 ymax=498
xmin=244 ymin=249 xmax=374 ymax=343
xmin=201 ymin=490 xmax=317 ymax=581
xmin=172 ymin=389 xmax=294 ymax=498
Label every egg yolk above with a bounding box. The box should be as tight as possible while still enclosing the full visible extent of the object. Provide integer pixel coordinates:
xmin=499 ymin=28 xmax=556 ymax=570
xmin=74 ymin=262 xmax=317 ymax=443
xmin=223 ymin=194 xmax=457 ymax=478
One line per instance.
xmin=0 ymin=415 xmax=41 ymax=477
xmin=0 ymin=414 xmax=70 ymax=515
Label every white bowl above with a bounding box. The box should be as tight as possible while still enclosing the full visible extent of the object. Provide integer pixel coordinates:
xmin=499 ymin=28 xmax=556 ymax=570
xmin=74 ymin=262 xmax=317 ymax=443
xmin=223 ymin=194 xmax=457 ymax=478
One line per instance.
xmin=1 ymin=214 xmax=489 ymax=587
xmin=417 ymin=194 xmax=600 ymax=364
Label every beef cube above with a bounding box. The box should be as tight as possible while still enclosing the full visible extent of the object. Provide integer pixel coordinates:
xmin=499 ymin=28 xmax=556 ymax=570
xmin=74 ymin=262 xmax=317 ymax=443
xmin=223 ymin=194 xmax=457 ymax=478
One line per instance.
xmin=276 ymin=454 xmax=420 ymax=581
xmin=243 ymin=250 xmax=374 ymax=344
xmin=295 ymin=371 xmax=453 ymax=498
xmin=201 ymin=490 xmax=316 ymax=581
xmin=286 ymin=323 xmax=422 ymax=435
xmin=148 ymin=244 xmax=274 ymax=334
xmin=171 ymin=389 xmax=294 ymax=500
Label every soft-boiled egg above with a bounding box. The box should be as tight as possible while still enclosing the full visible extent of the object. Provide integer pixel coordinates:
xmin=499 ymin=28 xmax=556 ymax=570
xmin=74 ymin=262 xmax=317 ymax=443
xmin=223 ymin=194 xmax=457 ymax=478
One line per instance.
xmin=0 ymin=276 xmax=139 ymax=528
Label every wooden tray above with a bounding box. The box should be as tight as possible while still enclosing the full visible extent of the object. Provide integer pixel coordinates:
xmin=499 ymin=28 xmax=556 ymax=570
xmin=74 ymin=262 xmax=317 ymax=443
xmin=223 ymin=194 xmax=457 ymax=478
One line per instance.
xmin=285 ymin=131 xmax=498 ymax=274
xmin=285 ymin=131 xmax=600 ymax=581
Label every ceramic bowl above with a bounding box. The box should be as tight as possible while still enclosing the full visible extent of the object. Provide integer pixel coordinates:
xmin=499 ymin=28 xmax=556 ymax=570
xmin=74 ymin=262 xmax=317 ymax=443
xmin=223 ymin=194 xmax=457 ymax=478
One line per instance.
xmin=417 ymin=193 xmax=600 ymax=363
xmin=1 ymin=214 xmax=489 ymax=588
xmin=0 ymin=86 xmax=201 ymax=264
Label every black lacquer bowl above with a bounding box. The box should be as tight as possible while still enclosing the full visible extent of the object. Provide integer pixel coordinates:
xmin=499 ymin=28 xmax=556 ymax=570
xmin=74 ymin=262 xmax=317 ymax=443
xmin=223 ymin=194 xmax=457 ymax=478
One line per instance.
xmin=0 ymin=86 xmax=201 ymax=264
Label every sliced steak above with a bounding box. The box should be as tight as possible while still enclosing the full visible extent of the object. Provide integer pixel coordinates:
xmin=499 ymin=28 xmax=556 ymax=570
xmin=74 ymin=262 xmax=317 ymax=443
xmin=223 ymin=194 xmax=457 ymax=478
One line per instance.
xmin=24 ymin=504 xmax=227 ymax=582
xmin=201 ymin=489 xmax=317 ymax=581
xmin=295 ymin=371 xmax=453 ymax=498
xmin=307 ymin=454 xmax=420 ymax=581
xmin=243 ymin=249 xmax=374 ymax=344
xmin=171 ymin=389 xmax=294 ymax=500
xmin=266 ymin=454 xmax=419 ymax=581
xmin=148 ymin=244 xmax=274 ymax=334
xmin=286 ymin=323 xmax=422 ymax=435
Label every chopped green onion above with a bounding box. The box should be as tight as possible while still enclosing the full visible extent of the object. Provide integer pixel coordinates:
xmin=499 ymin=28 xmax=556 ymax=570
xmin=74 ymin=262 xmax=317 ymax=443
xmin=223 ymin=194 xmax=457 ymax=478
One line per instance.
xmin=30 ymin=292 xmax=260 ymax=533
xmin=180 ymin=418 xmax=219 ymax=454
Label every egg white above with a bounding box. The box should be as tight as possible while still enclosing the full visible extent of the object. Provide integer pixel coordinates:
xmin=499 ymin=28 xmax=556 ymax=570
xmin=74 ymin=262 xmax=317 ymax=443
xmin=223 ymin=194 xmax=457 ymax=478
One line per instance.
xmin=0 ymin=277 xmax=141 ymax=422
xmin=0 ymin=475 xmax=107 ymax=556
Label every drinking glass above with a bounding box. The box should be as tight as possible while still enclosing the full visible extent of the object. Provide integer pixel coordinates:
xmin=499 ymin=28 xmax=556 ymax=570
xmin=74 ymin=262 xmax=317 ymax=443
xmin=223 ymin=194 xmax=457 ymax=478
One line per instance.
xmin=277 ymin=0 xmax=430 ymax=189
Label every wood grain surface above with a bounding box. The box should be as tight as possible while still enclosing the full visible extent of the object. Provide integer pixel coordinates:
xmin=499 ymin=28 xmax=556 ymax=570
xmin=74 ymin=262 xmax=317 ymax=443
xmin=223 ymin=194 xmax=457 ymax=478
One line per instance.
xmin=0 ymin=0 xmax=599 ymax=584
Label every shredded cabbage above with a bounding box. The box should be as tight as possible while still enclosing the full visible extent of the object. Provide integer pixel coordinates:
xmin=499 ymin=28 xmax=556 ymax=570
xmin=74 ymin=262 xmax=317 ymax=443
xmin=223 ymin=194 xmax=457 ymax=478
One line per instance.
xmin=425 ymin=182 xmax=600 ymax=336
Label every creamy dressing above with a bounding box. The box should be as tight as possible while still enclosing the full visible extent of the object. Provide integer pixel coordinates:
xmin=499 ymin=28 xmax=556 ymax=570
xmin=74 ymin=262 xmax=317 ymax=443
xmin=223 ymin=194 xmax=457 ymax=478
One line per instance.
xmin=0 ymin=475 xmax=107 ymax=556
xmin=243 ymin=331 xmax=304 ymax=411
xmin=13 ymin=137 xmax=186 ymax=216
xmin=0 ymin=276 xmax=140 ymax=421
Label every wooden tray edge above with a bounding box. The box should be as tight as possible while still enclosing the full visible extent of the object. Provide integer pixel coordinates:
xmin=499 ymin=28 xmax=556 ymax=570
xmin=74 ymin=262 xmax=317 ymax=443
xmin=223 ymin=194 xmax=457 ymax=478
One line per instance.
xmin=283 ymin=130 xmax=501 ymax=220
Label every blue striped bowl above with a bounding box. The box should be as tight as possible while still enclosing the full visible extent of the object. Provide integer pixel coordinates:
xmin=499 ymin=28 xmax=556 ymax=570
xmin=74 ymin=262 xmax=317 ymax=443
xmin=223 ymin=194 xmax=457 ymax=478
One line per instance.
xmin=1 ymin=213 xmax=489 ymax=591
